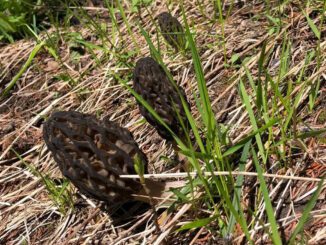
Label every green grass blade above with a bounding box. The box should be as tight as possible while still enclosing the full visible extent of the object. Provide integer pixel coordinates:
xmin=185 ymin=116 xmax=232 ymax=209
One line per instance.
xmin=181 ymin=7 xmax=215 ymax=134
xmin=288 ymin=178 xmax=324 ymax=244
xmin=244 ymin=65 xmax=256 ymax=90
xmin=177 ymin=215 xmax=217 ymax=232
xmin=256 ymin=41 xmax=267 ymax=113
xmin=227 ymin=140 xmax=253 ymax=243
xmin=223 ymin=117 xmax=279 ymax=157
xmin=12 ymin=149 xmax=73 ymax=214
xmin=252 ymin=147 xmax=282 ymax=245
xmin=115 ymin=0 xmax=140 ymax=49
xmin=303 ymin=11 xmax=320 ymax=40
xmin=239 ymin=80 xmax=266 ymax=162
xmin=283 ymin=51 xmax=314 ymax=131
xmin=1 ymin=41 xmax=45 ymax=98
xmin=297 ymin=128 xmax=326 ymax=139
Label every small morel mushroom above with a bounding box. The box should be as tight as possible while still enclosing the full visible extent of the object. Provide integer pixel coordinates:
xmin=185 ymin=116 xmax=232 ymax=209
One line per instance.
xmin=133 ymin=57 xmax=190 ymax=142
xmin=157 ymin=12 xmax=186 ymax=51
xmin=43 ymin=111 xmax=153 ymax=204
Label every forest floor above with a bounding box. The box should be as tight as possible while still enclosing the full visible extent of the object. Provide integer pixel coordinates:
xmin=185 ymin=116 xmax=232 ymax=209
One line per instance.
xmin=0 ymin=0 xmax=325 ymax=244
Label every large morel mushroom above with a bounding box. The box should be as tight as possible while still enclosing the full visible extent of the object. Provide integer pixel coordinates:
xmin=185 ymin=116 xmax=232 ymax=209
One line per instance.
xmin=43 ymin=111 xmax=148 ymax=204
xmin=157 ymin=12 xmax=186 ymax=51
xmin=133 ymin=57 xmax=190 ymax=142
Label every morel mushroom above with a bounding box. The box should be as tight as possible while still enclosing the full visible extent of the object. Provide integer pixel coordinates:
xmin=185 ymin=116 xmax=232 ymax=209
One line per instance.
xmin=133 ymin=57 xmax=190 ymax=142
xmin=157 ymin=12 xmax=186 ymax=51
xmin=43 ymin=111 xmax=151 ymax=204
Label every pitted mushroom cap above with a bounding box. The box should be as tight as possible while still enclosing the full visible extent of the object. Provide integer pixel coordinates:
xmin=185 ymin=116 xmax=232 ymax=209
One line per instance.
xmin=43 ymin=111 xmax=147 ymax=204
xmin=157 ymin=12 xmax=186 ymax=50
xmin=133 ymin=57 xmax=190 ymax=141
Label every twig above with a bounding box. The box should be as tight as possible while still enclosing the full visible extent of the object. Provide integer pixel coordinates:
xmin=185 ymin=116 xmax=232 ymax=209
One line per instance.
xmin=120 ymin=171 xmax=323 ymax=182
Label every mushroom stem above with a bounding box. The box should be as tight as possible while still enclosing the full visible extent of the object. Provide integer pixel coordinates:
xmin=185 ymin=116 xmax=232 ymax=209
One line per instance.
xmin=132 ymin=179 xmax=186 ymax=204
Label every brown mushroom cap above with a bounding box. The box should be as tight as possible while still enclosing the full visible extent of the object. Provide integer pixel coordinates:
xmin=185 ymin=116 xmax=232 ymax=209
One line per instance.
xmin=133 ymin=57 xmax=190 ymax=141
xmin=157 ymin=12 xmax=186 ymax=50
xmin=43 ymin=111 xmax=147 ymax=204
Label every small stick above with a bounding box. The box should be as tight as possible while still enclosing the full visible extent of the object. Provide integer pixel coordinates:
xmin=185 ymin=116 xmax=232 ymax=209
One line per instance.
xmin=120 ymin=171 xmax=323 ymax=182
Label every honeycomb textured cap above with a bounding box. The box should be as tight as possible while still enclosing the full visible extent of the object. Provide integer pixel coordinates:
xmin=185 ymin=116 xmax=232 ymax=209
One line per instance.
xmin=43 ymin=111 xmax=147 ymax=204
xmin=157 ymin=12 xmax=185 ymax=50
xmin=133 ymin=57 xmax=190 ymax=141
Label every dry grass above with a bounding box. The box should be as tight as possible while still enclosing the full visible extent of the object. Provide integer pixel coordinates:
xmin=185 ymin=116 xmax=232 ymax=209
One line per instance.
xmin=0 ymin=0 xmax=325 ymax=244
